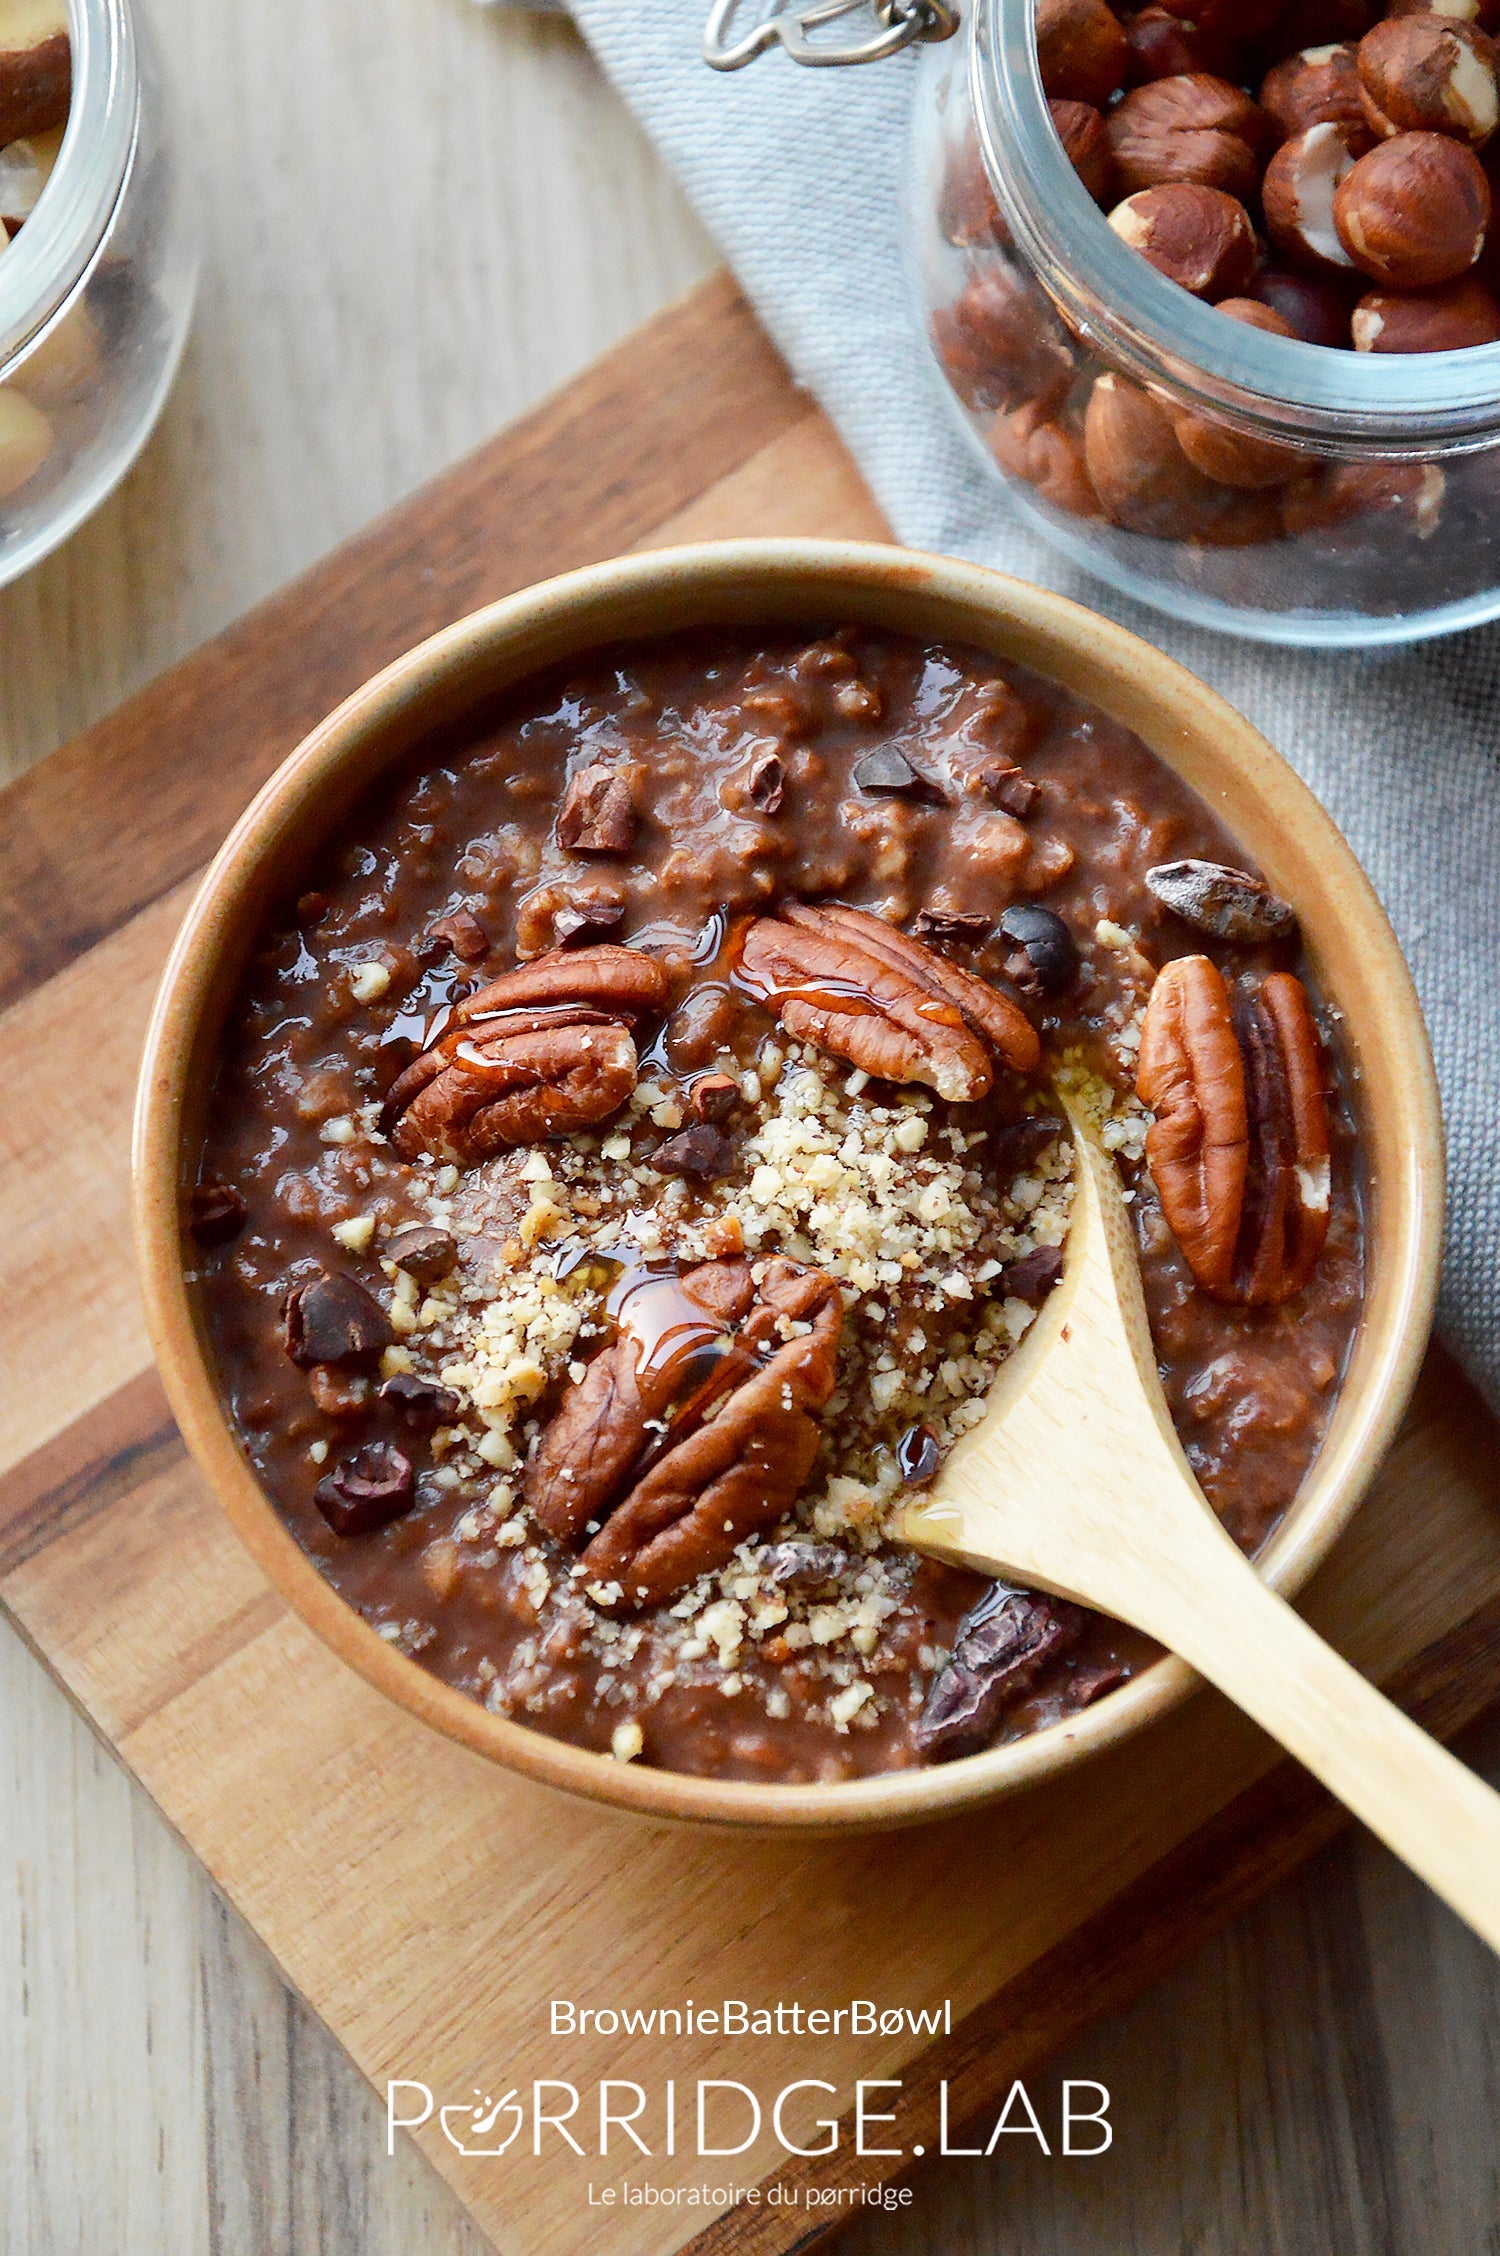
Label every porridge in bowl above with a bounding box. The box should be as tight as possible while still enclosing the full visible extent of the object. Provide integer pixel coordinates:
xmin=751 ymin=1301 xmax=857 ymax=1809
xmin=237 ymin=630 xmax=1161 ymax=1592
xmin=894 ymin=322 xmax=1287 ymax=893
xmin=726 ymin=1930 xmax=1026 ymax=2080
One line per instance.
xmin=189 ymin=624 xmax=1363 ymax=1783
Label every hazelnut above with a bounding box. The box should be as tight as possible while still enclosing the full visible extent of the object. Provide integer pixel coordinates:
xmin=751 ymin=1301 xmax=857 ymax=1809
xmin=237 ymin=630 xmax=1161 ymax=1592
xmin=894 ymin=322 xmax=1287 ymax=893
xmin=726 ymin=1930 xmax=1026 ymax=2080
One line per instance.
xmin=1213 ymin=296 xmax=1299 ymax=334
xmin=1084 ymin=371 xmax=1251 ymax=536
xmin=1333 ymin=130 xmax=1490 ymax=284
xmin=1154 ymin=309 xmax=1299 ymax=489
xmin=1190 ymin=488 xmax=1287 ymax=545
xmin=1159 ymin=0 xmax=1287 ymax=43
xmin=1282 ymin=458 xmax=1446 ymax=544
xmin=1266 ymin=0 xmax=1373 ymax=54
xmin=14 ymin=294 xmax=101 ymax=405
xmin=1263 ymin=121 xmax=1362 ymax=270
xmin=1260 ymin=43 xmax=1375 ymax=150
xmin=1245 ymin=261 xmax=1359 ymax=340
xmin=1036 ymin=0 xmax=1130 ymax=107
xmin=1351 ymin=270 xmax=1500 ymax=344
xmin=990 ymin=400 xmax=1101 ymax=514
xmin=1106 ymin=72 xmax=1270 ymax=196
xmin=1049 ymin=97 xmax=1118 ymax=202
xmin=1170 ymin=304 xmax=1305 ymax=486
xmin=1385 ymin=0 xmax=1500 ymax=40
xmin=930 ymin=265 xmax=1075 ymax=413
xmin=939 ymin=130 xmax=1007 ymax=249
xmin=0 ymin=0 xmax=68 ymax=146
xmin=0 ymin=385 xmax=51 ymax=500
xmin=1169 ymin=409 xmax=1303 ymax=487
xmin=1108 ymin=181 xmax=1258 ymax=295
xmin=1356 ymin=16 xmax=1499 ymax=145
xmin=1125 ymin=6 xmax=1228 ymax=83
xmin=0 ymin=119 xmax=60 ymax=228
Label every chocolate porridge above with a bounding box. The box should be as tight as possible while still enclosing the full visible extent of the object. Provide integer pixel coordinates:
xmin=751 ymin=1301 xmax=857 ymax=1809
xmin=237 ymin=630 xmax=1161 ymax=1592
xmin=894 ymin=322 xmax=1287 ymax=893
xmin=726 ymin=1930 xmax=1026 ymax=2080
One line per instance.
xmin=190 ymin=625 xmax=1363 ymax=1784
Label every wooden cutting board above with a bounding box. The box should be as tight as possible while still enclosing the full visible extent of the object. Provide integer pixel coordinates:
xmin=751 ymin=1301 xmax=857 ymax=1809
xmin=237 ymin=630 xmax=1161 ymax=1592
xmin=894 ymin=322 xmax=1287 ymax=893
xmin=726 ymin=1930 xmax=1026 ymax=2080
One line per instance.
xmin=4 ymin=270 xmax=1500 ymax=2256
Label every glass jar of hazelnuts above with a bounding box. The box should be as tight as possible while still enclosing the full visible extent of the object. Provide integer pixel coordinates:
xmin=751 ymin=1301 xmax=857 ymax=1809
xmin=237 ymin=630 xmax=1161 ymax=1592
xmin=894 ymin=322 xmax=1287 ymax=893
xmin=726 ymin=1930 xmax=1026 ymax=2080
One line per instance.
xmin=915 ymin=0 xmax=1500 ymax=641
xmin=0 ymin=0 xmax=196 ymax=588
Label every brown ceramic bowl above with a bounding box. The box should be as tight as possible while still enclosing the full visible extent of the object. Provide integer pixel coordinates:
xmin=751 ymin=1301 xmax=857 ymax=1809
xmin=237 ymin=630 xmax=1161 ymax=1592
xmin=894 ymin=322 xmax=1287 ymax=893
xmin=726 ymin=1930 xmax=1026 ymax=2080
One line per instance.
xmin=133 ymin=540 xmax=1444 ymax=1831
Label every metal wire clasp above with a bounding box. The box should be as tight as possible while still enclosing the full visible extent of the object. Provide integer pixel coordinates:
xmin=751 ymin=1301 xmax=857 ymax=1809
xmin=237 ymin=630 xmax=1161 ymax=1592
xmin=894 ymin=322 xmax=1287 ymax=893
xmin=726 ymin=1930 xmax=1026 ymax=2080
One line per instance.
xmin=703 ymin=0 xmax=960 ymax=70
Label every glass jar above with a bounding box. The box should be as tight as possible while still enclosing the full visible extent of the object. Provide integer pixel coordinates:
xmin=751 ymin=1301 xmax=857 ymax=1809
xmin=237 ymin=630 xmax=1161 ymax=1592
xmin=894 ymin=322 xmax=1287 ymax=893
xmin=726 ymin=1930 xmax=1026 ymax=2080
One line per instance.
xmin=911 ymin=0 xmax=1500 ymax=644
xmin=0 ymin=0 xmax=196 ymax=588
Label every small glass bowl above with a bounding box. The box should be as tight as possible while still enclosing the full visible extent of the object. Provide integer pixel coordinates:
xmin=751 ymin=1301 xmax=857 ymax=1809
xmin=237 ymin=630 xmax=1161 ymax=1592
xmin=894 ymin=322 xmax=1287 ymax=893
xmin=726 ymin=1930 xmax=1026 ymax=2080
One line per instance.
xmin=0 ymin=0 xmax=197 ymax=587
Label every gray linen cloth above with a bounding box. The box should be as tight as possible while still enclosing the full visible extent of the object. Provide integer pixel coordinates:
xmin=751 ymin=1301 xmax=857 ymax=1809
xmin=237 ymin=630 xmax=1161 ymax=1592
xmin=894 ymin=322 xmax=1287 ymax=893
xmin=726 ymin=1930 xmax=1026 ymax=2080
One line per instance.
xmin=484 ymin=0 xmax=1500 ymax=1415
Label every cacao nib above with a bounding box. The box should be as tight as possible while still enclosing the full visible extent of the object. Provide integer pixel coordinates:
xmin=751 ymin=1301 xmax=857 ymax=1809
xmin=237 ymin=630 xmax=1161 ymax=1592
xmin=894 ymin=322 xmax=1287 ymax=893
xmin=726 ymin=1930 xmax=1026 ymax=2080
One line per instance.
xmin=386 ymin=1225 xmax=458 ymax=1284
xmin=313 ymin=1442 xmax=415 ymax=1537
xmin=915 ymin=1584 xmax=1081 ymax=1760
xmin=189 ymin=1180 xmax=248 ymax=1245
xmin=760 ymin=1540 xmax=849 ymax=1593
xmin=309 ymin=1365 xmax=372 ymax=1419
xmin=992 ymin=1114 xmax=1067 ymax=1171
xmin=998 ymin=904 xmax=1079 ymax=997
xmin=979 ymin=763 xmax=1040 ymax=816
xmin=380 ymin=1373 xmax=463 ymax=1426
xmin=554 ymin=897 xmax=626 ymax=944
xmin=282 ymin=1271 xmax=394 ymax=1367
xmin=425 ymin=908 xmax=490 ymax=962
xmin=897 ymin=1422 xmax=941 ymax=1485
xmin=912 ymin=907 xmax=993 ymax=942
xmin=1000 ymin=1244 xmax=1065 ymax=1301
xmin=748 ymin=751 xmax=786 ymax=814
xmin=852 ymin=747 xmax=946 ymax=802
xmin=1145 ymin=858 xmax=1298 ymax=945
xmin=1069 ymin=1661 xmax=1126 ymax=1708
xmin=688 ymin=1072 xmax=741 ymax=1124
xmin=557 ymin=764 xmax=635 ymax=854
xmin=650 ymin=1124 xmax=737 ymax=1179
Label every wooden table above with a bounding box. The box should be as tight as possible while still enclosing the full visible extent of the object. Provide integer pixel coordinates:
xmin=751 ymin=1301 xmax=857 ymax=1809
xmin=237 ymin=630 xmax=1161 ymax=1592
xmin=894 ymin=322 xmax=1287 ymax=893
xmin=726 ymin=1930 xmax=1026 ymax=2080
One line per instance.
xmin=4 ymin=5 xmax=1499 ymax=2250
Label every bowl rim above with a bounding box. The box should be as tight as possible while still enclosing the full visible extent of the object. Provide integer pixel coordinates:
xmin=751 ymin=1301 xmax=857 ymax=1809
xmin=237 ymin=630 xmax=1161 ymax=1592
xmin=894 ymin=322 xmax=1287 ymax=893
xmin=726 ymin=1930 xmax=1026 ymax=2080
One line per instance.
xmin=132 ymin=537 xmax=1445 ymax=1832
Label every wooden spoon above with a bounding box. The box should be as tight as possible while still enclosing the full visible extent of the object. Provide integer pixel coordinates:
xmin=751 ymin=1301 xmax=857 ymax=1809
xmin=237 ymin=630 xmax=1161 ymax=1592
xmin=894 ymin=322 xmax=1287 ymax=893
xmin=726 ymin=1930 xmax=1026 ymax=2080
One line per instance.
xmin=903 ymin=1103 xmax=1500 ymax=1953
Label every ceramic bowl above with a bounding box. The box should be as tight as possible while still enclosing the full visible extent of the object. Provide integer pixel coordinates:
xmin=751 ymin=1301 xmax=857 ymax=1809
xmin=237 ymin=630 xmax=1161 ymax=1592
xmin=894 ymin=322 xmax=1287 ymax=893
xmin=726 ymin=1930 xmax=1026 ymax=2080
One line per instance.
xmin=133 ymin=539 xmax=1444 ymax=1830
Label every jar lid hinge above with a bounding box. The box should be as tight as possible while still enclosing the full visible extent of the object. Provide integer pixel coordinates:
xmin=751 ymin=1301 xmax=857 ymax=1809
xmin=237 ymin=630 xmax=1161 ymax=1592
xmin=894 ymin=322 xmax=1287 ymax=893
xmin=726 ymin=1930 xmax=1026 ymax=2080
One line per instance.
xmin=703 ymin=0 xmax=959 ymax=71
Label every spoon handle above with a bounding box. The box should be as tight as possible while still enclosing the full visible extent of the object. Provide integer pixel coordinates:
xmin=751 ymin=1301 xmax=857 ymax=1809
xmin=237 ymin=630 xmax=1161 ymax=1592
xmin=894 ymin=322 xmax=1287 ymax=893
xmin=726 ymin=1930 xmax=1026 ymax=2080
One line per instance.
xmin=1135 ymin=1518 xmax=1500 ymax=1955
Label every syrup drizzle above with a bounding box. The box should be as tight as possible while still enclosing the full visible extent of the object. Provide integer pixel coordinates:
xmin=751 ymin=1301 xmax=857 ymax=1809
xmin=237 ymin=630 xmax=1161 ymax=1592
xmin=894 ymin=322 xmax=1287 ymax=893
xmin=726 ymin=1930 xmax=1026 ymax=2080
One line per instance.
xmin=547 ymin=1245 xmax=762 ymax=1478
xmin=897 ymin=1422 xmax=941 ymax=1486
xmin=378 ymin=962 xmax=476 ymax=1064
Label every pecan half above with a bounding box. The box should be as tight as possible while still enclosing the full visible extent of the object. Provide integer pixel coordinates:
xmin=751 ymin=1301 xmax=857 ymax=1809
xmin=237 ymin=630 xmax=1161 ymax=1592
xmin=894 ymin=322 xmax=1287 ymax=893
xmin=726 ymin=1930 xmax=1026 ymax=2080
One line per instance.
xmin=1234 ymin=972 xmax=1332 ymax=1305
xmin=1137 ymin=956 xmax=1331 ymax=1304
xmin=580 ymin=1263 xmax=844 ymax=1611
xmin=444 ymin=946 xmax=669 ymax=1028
xmin=737 ymin=902 xmax=1040 ymax=1102
xmin=527 ymin=1257 xmax=843 ymax=1607
xmin=382 ymin=945 xmax=669 ymax=1163
xmin=525 ymin=1258 xmax=759 ymax=1544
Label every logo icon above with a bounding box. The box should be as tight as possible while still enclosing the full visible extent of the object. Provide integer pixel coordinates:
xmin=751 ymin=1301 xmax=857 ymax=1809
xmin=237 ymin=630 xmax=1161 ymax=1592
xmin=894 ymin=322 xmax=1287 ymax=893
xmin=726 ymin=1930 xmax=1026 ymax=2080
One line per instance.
xmin=439 ymin=2089 xmax=525 ymax=2157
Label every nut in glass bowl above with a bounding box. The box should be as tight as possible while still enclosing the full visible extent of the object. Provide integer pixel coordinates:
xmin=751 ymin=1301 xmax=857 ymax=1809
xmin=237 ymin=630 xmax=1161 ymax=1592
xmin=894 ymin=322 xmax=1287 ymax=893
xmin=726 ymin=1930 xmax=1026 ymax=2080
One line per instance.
xmin=913 ymin=0 xmax=1500 ymax=643
xmin=0 ymin=0 xmax=197 ymax=588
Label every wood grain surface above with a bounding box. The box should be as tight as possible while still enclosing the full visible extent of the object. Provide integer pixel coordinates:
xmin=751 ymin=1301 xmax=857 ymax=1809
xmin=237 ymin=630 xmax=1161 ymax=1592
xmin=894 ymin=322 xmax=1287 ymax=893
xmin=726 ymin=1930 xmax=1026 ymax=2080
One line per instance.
xmin=7 ymin=6 xmax=1500 ymax=2255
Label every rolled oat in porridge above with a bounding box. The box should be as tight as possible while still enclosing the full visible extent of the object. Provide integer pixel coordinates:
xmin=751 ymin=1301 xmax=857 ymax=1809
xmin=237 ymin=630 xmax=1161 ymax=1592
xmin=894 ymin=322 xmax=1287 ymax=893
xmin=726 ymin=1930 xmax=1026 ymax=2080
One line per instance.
xmin=191 ymin=625 xmax=1363 ymax=1783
